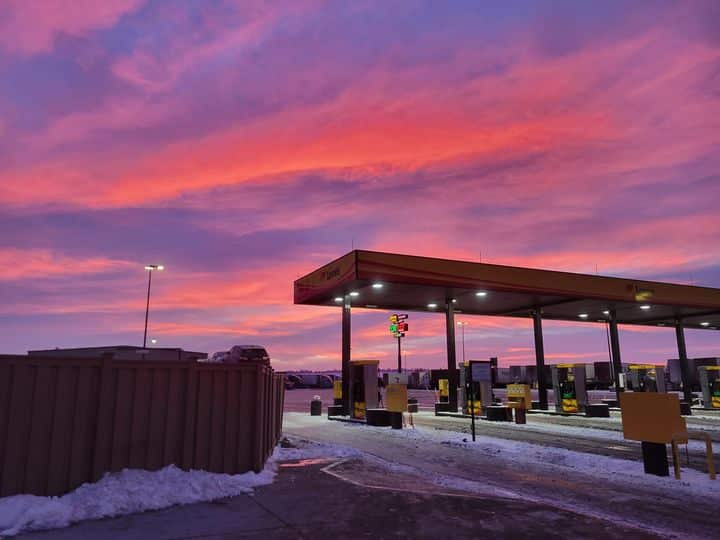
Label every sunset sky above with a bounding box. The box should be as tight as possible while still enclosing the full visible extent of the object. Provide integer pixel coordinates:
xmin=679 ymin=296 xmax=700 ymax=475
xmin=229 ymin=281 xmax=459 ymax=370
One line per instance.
xmin=1 ymin=1 xmax=718 ymax=370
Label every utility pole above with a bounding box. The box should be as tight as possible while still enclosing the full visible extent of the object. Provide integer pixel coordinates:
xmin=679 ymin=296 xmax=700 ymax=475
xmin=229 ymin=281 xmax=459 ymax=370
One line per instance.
xmin=457 ymin=321 xmax=468 ymax=363
xmin=143 ymin=264 xmax=164 ymax=347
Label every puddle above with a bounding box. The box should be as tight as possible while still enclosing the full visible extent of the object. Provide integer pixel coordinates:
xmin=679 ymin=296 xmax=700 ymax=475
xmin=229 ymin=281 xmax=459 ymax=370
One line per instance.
xmin=279 ymin=457 xmax=339 ymax=468
xmin=322 ymin=457 xmax=521 ymax=501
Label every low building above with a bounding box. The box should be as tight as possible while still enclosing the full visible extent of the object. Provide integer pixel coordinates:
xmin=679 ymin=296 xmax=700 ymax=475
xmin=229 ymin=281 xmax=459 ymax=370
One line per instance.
xmin=28 ymin=345 xmax=207 ymax=362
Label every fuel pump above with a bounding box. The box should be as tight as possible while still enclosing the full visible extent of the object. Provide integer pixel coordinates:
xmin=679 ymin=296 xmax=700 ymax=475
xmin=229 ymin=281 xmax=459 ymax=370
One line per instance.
xmin=348 ymin=360 xmax=379 ymax=420
xmin=698 ymin=366 xmax=720 ymax=409
xmin=627 ymin=364 xmax=666 ymax=393
xmin=461 ymin=361 xmax=494 ymax=415
xmin=551 ymin=364 xmax=587 ymax=413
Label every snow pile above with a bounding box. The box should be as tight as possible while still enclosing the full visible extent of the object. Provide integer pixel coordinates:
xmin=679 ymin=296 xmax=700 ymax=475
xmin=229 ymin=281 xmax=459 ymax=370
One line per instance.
xmin=0 ymin=437 xmax=361 ymax=537
xmin=0 ymin=465 xmax=276 ymax=537
xmin=274 ymin=438 xmax=361 ymax=461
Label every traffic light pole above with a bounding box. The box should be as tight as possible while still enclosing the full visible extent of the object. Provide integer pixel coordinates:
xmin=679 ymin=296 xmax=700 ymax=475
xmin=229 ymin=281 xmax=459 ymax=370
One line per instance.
xmin=397 ymin=336 xmax=402 ymax=373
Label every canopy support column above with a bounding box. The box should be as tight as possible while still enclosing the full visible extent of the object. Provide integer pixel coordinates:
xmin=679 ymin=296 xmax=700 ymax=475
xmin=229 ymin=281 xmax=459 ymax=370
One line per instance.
xmin=341 ymin=294 xmax=351 ymax=415
xmin=609 ymin=310 xmax=624 ymax=404
xmin=532 ymin=310 xmax=548 ymax=410
xmin=445 ymin=301 xmax=458 ymax=412
xmin=675 ymin=320 xmax=693 ymax=405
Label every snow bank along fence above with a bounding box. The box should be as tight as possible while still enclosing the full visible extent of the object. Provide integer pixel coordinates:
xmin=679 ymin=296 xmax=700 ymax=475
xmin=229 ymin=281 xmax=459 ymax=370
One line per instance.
xmin=0 ymin=354 xmax=285 ymax=497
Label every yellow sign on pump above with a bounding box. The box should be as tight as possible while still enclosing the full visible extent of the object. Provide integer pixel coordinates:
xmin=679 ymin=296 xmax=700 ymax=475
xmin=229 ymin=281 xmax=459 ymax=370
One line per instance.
xmin=386 ymin=383 xmax=408 ymax=412
xmin=467 ymin=399 xmax=481 ymax=415
xmin=333 ymin=380 xmax=342 ymax=399
xmin=353 ymin=402 xmax=366 ymax=420
xmin=439 ymin=379 xmax=449 ymax=397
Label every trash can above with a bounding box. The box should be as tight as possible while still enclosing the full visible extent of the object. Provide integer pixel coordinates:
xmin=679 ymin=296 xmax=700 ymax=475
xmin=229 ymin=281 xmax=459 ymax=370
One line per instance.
xmin=680 ymin=401 xmax=692 ymax=416
xmin=310 ymin=396 xmax=322 ymax=416
xmin=486 ymin=405 xmax=512 ymax=422
xmin=586 ymin=403 xmax=610 ymax=418
xmin=514 ymin=407 xmax=527 ymax=424
xmin=407 ymin=398 xmax=419 ymax=413
xmin=390 ymin=411 xmax=403 ymax=429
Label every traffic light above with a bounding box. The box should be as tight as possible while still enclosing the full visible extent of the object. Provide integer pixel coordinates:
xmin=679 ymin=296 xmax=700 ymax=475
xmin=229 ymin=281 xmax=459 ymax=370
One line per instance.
xmin=388 ymin=314 xmax=409 ymax=338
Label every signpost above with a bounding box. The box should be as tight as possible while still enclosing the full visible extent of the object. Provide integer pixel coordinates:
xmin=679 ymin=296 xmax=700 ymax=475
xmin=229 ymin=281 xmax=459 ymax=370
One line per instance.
xmin=471 ymin=361 xmax=492 ymax=382
xmin=466 ymin=361 xmax=492 ymax=441
xmin=468 ymin=363 xmax=476 ymax=441
xmin=388 ymin=314 xmax=409 ymax=372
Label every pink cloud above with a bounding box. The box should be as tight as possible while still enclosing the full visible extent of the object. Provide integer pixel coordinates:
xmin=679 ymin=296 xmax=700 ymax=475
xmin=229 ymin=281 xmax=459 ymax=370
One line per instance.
xmin=0 ymin=248 xmax=133 ymax=281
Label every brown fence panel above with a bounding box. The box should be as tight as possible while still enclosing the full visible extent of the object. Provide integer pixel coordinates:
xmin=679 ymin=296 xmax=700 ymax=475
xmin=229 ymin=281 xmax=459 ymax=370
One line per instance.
xmin=110 ymin=368 xmax=135 ymax=472
xmin=164 ymin=366 xmax=186 ymax=466
xmin=237 ymin=367 xmax=255 ymax=473
xmin=209 ymin=370 xmax=227 ymax=472
xmin=0 ymin=355 xmax=285 ymax=497
xmin=223 ymin=370 xmax=240 ymax=474
xmin=194 ymin=369 xmax=213 ymax=471
xmin=146 ymin=368 xmax=170 ymax=471
xmin=92 ymin=362 xmax=117 ymax=481
xmin=181 ymin=363 xmax=198 ymax=470
xmin=0 ymin=360 xmax=14 ymax=492
xmin=25 ymin=365 xmax=57 ymax=495
xmin=45 ymin=365 xmax=78 ymax=496
xmin=1 ymin=362 xmax=35 ymax=496
xmin=69 ymin=366 xmax=100 ymax=489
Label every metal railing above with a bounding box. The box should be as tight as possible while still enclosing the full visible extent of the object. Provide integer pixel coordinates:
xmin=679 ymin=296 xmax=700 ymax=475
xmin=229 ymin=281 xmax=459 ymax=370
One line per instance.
xmin=671 ymin=430 xmax=716 ymax=481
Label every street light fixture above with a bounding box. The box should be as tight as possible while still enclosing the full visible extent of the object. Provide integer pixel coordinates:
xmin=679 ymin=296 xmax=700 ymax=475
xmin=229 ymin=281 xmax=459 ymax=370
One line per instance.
xmin=457 ymin=321 xmax=468 ymax=363
xmin=143 ymin=264 xmax=164 ymax=348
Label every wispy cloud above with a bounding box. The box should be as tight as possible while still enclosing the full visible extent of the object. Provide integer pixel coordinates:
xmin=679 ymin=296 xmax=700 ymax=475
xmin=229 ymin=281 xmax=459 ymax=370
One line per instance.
xmin=0 ymin=1 xmax=718 ymax=367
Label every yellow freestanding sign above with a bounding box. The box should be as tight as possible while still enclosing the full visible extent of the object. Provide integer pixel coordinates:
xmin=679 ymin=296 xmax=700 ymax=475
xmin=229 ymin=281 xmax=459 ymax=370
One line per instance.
xmin=386 ymin=383 xmax=408 ymax=413
xmin=506 ymin=384 xmax=531 ymax=409
xmin=333 ymin=380 xmax=342 ymax=400
xmin=620 ymin=392 xmax=686 ymax=444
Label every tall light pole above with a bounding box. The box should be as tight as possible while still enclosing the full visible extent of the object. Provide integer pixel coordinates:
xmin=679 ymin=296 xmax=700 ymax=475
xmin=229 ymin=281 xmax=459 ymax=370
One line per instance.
xmin=143 ymin=264 xmax=164 ymax=347
xmin=457 ymin=321 xmax=468 ymax=363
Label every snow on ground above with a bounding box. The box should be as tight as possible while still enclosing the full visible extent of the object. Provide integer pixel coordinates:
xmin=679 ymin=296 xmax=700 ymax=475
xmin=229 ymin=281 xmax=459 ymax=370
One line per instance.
xmin=283 ymin=413 xmax=720 ymax=498
xmin=276 ymin=438 xmax=362 ymax=461
xmin=426 ymin=412 xmax=717 ymax=451
xmin=330 ymin=416 xmax=720 ymax=498
xmin=0 ymin=439 xmax=357 ymax=537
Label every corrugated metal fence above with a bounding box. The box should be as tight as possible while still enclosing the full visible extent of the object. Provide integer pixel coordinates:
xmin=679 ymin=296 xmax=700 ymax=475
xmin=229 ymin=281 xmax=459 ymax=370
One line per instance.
xmin=0 ymin=355 xmax=285 ymax=497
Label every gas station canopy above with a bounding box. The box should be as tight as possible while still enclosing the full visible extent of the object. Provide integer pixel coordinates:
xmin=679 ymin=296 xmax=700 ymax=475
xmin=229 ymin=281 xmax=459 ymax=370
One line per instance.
xmin=294 ymin=250 xmax=720 ymax=330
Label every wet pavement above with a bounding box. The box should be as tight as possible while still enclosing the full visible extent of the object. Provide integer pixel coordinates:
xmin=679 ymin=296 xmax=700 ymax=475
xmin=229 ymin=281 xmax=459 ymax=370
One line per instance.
xmin=19 ymin=456 xmax=660 ymax=540
xmin=282 ymin=412 xmax=720 ymax=539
